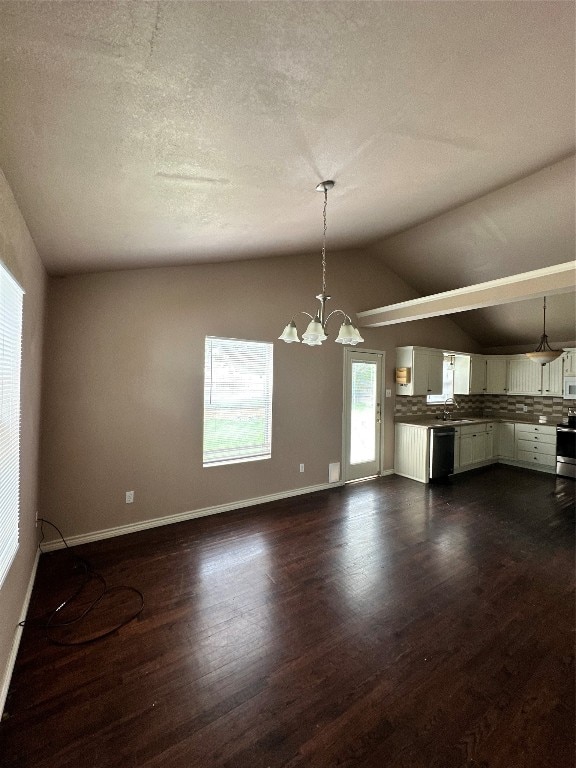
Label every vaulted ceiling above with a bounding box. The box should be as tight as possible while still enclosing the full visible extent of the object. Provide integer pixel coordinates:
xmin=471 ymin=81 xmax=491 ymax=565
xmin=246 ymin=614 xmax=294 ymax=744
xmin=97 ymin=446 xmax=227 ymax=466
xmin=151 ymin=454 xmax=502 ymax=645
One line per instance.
xmin=0 ymin=1 xmax=574 ymax=348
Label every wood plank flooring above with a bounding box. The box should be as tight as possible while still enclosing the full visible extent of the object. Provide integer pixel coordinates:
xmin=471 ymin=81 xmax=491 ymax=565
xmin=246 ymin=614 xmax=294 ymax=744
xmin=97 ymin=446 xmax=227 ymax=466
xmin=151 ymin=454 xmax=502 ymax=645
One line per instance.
xmin=1 ymin=465 xmax=574 ymax=768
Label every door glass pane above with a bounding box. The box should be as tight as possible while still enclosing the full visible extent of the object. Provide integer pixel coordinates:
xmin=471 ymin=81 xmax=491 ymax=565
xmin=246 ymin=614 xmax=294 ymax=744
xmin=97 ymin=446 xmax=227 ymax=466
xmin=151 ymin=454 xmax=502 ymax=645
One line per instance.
xmin=350 ymin=361 xmax=377 ymax=465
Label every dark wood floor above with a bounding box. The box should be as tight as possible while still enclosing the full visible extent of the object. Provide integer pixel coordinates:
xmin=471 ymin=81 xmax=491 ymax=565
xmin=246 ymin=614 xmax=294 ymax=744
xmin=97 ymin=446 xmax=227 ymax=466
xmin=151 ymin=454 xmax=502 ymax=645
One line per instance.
xmin=1 ymin=465 xmax=574 ymax=768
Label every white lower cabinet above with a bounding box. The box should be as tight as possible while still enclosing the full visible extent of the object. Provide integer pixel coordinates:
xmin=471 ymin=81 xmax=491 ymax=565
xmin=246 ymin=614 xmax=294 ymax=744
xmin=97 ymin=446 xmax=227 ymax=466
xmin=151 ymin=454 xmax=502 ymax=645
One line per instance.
xmin=394 ymin=420 xmax=556 ymax=484
xmin=496 ymin=422 xmax=515 ymax=459
xmin=514 ymin=424 xmax=556 ymax=468
xmin=457 ymin=423 xmax=494 ymax=468
xmin=394 ymin=424 xmax=430 ymax=483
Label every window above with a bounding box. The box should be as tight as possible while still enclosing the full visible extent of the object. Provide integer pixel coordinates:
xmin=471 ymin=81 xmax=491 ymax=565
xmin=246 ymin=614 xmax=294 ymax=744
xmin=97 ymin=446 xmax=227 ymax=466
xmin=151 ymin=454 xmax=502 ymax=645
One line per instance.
xmin=0 ymin=262 xmax=24 ymax=589
xmin=427 ymin=355 xmax=454 ymax=404
xmin=203 ymin=337 xmax=273 ymax=466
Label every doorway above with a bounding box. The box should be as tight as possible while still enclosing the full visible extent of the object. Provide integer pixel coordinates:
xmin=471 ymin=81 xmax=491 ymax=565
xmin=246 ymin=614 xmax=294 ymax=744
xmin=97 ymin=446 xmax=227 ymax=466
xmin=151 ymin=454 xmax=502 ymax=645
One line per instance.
xmin=343 ymin=348 xmax=384 ymax=482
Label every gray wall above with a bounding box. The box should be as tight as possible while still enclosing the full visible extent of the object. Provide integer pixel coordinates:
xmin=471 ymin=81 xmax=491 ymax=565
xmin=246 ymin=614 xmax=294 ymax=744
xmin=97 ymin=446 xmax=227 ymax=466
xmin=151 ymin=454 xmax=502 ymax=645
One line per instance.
xmin=40 ymin=251 xmax=477 ymax=540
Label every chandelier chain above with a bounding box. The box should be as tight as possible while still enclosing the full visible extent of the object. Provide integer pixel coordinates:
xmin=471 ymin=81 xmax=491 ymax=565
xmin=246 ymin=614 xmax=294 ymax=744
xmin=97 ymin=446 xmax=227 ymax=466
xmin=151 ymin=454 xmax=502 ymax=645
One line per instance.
xmin=321 ymin=187 xmax=327 ymax=296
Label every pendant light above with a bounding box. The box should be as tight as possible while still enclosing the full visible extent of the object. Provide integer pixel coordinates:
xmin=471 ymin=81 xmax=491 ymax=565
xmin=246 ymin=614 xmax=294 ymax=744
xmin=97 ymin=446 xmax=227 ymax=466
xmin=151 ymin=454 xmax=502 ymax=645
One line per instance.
xmin=525 ymin=296 xmax=563 ymax=365
xmin=279 ymin=181 xmax=364 ymax=347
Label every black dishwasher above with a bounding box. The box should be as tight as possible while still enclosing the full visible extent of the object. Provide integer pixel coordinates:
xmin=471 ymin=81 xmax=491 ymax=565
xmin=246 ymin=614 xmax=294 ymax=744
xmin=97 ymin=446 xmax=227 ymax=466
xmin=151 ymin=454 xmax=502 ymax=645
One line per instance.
xmin=429 ymin=426 xmax=456 ymax=479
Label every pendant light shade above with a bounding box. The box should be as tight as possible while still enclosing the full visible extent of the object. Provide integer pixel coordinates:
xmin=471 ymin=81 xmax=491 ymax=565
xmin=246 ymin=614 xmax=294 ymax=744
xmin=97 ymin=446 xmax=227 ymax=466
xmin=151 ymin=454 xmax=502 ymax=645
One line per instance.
xmin=525 ymin=297 xmax=563 ymax=366
xmin=279 ymin=181 xmax=363 ymax=348
xmin=335 ymin=318 xmax=364 ymax=346
xmin=279 ymin=320 xmax=300 ymax=343
xmin=302 ymin=314 xmax=328 ymax=346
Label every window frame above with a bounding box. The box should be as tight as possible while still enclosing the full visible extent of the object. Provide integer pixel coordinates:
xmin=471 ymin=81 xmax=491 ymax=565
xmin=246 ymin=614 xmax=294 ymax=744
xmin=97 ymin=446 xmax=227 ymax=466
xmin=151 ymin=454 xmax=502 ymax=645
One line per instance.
xmin=0 ymin=261 xmax=24 ymax=589
xmin=203 ymin=336 xmax=273 ymax=468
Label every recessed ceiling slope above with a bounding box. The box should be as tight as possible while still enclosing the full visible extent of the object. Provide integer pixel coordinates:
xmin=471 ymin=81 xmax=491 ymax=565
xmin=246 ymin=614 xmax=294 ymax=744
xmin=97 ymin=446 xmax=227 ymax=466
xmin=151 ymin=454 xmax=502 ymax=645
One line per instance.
xmin=0 ymin=1 xmax=574 ymax=274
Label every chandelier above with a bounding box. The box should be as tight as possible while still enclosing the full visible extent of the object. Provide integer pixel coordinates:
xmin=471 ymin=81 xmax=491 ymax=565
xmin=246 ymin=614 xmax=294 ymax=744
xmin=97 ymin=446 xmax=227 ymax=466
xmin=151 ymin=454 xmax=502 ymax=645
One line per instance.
xmin=279 ymin=181 xmax=364 ymax=347
xmin=525 ymin=296 xmax=563 ymax=365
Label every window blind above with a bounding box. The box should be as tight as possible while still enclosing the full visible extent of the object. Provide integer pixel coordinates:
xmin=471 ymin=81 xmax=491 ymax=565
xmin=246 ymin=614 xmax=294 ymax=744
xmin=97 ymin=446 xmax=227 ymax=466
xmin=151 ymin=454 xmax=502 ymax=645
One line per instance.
xmin=0 ymin=262 xmax=24 ymax=589
xmin=203 ymin=337 xmax=273 ymax=466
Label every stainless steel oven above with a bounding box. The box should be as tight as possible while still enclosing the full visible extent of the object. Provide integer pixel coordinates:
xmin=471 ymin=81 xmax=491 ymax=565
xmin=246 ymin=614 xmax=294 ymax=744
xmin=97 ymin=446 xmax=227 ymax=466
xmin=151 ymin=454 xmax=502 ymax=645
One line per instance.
xmin=556 ymin=425 xmax=576 ymax=478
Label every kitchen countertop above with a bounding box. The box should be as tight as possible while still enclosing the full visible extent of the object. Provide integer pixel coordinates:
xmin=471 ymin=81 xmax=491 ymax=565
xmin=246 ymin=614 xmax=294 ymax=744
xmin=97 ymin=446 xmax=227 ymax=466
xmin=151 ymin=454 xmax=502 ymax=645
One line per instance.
xmin=395 ymin=415 xmax=560 ymax=428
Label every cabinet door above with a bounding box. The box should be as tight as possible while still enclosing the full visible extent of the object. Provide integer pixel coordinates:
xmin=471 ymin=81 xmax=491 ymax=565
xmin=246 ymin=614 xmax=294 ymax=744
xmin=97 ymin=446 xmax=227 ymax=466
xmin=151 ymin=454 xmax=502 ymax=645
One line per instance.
xmin=486 ymin=357 xmax=508 ymax=394
xmin=508 ymin=357 xmax=542 ymax=394
xmin=426 ymin=351 xmax=444 ymax=395
xmin=411 ymin=349 xmax=430 ymax=396
xmin=564 ymin=350 xmax=576 ymax=376
xmin=471 ymin=432 xmax=487 ymax=463
xmin=496 ymin=423 xmax=515 ymax=459
xmin=542 ymin=356 xmax=563 ymax=396
xmin=459 ymin=434 xmax=474 ymax=466
xmin=470 ymin=355 xmax=487 ymax=394
xmin=485 ymin=427 xmax=494 ymax=460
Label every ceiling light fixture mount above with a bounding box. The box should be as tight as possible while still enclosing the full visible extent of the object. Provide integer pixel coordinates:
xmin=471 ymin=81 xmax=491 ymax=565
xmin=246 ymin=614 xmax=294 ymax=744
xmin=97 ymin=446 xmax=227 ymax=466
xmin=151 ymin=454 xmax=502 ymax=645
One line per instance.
xmin=279 ymin=180 xmax=364 ymax=347
xmin=525 ymin=296 xmax=563 ymax=366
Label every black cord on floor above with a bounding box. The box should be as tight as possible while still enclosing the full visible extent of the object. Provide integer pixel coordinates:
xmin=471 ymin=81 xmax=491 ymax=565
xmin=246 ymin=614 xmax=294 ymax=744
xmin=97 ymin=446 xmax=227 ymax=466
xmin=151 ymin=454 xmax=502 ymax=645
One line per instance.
xmin=20 ymin=518 xmax=144 ymax=646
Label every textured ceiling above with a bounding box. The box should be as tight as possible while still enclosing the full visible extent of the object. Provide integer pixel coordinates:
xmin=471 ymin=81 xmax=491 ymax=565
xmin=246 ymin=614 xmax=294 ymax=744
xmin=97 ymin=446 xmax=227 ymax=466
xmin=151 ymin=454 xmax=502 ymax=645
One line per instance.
xmin=0 ymin=1 xmax=574 ymax=348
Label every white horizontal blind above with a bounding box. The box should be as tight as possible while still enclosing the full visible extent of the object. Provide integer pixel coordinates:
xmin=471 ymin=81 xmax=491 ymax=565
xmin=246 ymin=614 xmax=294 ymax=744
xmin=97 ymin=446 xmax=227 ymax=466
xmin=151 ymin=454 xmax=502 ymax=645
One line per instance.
xmin=203 ymin=337 xmax=273 ymax=466
xmin=0 ymin=262 xmax=24 ymax=589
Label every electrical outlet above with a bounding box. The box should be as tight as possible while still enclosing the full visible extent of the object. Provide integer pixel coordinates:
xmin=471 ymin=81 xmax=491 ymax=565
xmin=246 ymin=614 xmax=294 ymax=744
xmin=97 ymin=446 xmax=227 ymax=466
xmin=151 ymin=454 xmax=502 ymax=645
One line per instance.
xmin=125 ymin=490 xmax=134 ymax=504
xmin=299 ymin=464 xmax=304 ymax=473
xmin=385 ymin=389 xmax=392 ymax=398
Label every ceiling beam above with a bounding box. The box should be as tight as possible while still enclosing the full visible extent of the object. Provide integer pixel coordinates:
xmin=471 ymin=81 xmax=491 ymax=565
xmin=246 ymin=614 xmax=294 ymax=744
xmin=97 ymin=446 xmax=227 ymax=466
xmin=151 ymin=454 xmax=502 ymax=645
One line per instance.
xmin=357 ymin=262 xmax=576 ymax=327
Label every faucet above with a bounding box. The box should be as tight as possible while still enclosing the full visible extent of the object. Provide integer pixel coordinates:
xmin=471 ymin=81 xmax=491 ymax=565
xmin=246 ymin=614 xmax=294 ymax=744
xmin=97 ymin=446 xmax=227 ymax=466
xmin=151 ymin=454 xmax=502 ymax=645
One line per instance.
xmin=442 ymin=397 xmax=459 ymax=421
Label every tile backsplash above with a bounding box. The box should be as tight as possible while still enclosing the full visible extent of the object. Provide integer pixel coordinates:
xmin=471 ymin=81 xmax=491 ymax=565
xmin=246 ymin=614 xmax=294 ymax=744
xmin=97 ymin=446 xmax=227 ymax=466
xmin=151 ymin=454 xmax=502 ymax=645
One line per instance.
xmin=394 ymin=394 xmax=570 ymax=422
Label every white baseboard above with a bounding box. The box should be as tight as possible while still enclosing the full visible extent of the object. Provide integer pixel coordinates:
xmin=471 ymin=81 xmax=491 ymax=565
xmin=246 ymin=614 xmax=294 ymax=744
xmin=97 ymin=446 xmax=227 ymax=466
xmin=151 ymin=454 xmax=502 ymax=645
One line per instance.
xmin=41 ymin=481 xmax=345 ymax=551
xmin=1 ymin=548 xmax=40 ymax=718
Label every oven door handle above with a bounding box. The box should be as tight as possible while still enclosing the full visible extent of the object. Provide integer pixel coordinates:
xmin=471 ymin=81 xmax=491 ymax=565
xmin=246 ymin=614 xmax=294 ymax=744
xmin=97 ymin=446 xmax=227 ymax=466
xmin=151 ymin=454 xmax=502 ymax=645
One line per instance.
xmin=557 ymin=427 xmax=576 ymax=432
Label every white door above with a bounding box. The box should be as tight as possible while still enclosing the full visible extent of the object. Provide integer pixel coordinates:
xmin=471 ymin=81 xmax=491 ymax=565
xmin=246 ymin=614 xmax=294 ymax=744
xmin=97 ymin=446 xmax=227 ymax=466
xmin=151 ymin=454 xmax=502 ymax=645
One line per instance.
xmin=344 ymin=349 xmax=383 ymax=482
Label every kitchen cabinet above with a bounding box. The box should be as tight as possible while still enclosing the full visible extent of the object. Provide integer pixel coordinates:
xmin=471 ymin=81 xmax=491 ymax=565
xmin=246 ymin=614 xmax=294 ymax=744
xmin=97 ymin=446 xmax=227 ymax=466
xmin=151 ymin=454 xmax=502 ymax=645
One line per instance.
xmin=394 ymin=419 xmax=554 ymax=483
xmin=514 ymin=423 xmax=556 ymax=468
xmin=508 ymin=356 xmax=543 ymax=395
xmin=485 ymin=424 xmax=494 ymax=459
xmin=458 ymin=423 xmax=494 ymax=467
xmin=394 ymin=423 xmax=429 ymax=482
xmin=395 ymin=347 xmax=443 ymax=396
xmin=454 ymin=354 xmax=486 ymax=395
xmin=508 ymin=354 xmax=563 ymax=396
xmin=486 ymin=357 xmax=509 ymax=394
xmin=470 ymin=355 xmax=487 ymax=394
xmin=563 ymin=349 xmax=576 ymax=376
xmin=541 ymin=356 xmax=563 ymax=396
xmin=496 ymin=422 xmax=515 ymax=459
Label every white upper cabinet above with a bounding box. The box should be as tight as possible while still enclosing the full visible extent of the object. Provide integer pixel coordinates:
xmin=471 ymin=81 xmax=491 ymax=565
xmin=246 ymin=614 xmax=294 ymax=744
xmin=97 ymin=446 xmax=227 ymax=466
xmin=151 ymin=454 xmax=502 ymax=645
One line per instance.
xmin=542 ymin=355 xmax=564 ymax=396
xmin=470 ymin=355 xmax=487 ymax=394
xmin=397 ymin=347 xmax=569 ymax=398
xmin=508 ymin=356 xmax=544 ymax=395
xmin=454 ymin=354 xmax=486 ymax=395
xmin=396 ymin=347 xmax=444 ymax=396
xmin=508 ymin=354 xmax=564 ymax=395
xmin=486 ymin=356 xmax=509 ymax=394
xmin=563 ymin=349 xmax=576 ymax=376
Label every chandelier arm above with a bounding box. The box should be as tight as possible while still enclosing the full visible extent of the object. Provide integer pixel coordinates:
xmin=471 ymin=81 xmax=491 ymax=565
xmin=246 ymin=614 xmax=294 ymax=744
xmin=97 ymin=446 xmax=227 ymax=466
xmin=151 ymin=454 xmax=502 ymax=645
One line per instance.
xmin=325 ymin=309 xmax=351 ymax=325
